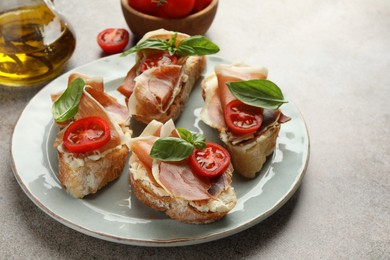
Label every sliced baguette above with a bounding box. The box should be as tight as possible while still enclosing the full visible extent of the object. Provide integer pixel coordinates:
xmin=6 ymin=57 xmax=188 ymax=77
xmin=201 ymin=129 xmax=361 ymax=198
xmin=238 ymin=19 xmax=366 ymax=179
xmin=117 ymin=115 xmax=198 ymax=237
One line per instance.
xmin=129 ymin=155 xmax=237 ymax=224
xmin=200 ymin=64 xmax=287 ymax=178
xmin=53 ymin=73 xmax=131 ymax=198
xmin=58 ymin=145 xmax=128 ymax=198
xmin=219 ymin=125 xmax=280 ymax=178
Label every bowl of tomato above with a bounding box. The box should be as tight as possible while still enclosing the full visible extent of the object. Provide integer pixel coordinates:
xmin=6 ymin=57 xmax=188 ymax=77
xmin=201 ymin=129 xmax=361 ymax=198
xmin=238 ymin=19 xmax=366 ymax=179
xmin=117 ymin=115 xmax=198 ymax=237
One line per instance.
xmin=121 ymin=0 xmax=218 ymax=39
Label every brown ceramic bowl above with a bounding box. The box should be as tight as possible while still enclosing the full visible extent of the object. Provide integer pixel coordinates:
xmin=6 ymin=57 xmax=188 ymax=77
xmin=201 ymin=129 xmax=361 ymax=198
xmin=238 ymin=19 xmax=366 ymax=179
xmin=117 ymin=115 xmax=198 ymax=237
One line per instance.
xmin=121 ymin=0 xmax=219 ymax=39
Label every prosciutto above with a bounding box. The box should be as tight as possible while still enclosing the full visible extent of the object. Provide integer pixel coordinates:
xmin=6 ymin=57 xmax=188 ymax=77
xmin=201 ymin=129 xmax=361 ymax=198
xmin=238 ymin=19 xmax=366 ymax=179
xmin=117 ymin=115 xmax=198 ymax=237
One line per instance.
xmin=200 ymin=63 xmax=290 ymax=144
xmin=157 ymin=161 xmax=212 ymax=201
xmin=117 ymin=66 xmax=136 ymax=101
xmin=127 ymin=65 xmax=182 ymax=118
xmin=53 ymin=73 xmax=130 ymax=152
xmin=130 ymin=120 xmax=229 ymax=201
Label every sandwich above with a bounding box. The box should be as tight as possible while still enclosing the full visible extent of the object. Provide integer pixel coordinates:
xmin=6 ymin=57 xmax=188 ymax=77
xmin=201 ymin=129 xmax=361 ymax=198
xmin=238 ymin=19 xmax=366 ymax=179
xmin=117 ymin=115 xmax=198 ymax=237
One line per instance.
xmin=200 ymin=63 xmax=291 ymax=178
xmin=118 ymin=29 xmax=219 ymax=124
xmin=51 ymin=73 xmax=132 ymax=198
xmin=128 ymin=119 xmax=237 ymax=224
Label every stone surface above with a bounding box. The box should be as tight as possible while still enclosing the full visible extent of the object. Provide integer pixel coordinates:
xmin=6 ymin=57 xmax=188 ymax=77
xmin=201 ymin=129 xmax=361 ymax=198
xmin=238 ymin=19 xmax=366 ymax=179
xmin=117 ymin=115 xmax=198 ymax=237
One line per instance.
xmin=1 ymin=0 xmax=389 ymax=258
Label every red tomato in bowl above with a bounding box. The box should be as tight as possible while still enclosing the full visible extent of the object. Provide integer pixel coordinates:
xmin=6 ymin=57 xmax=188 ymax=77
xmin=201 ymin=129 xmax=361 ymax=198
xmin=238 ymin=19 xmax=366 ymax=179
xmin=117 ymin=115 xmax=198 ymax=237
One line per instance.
xmin=193 ymin=0 xmax=212 ymax=13
xmin=97 ymin=28 xmax=129 ymax=54
xmin=224 ymin=99 xmax=263 ymax=135
xmin=189 ymin=142 xmax=230 ymax=178
xmin=157 ymin=0 xmax=196 ymax=18
xmin=128 ymin=0 xmax=159 ymax=15
xmin=63 ymin=117 xmax=111 ymax=153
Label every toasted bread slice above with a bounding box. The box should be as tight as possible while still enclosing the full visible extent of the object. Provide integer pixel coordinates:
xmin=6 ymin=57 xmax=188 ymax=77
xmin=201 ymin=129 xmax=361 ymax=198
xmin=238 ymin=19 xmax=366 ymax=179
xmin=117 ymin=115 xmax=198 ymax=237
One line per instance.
xmin=128 ymin=119 xmax=237 ymax=224
xmin=58 ymin=145 xmax=128 ymax=198
xmin=53 ymin=73 xmax=131 ymax=198
xmin=129 ymin=155 xmax=236 ymax=224
xmin=200 ymin=64 xmax=289 ymax=178
xmin=219 ymin=125 xmax=280 ymax=178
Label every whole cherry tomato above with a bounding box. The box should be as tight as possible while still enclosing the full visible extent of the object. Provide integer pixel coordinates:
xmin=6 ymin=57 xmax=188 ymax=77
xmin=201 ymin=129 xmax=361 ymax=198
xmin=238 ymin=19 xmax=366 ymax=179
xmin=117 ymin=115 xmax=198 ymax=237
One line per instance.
xmin=157 ymin=0 xmax=196 ymax=18
xmin=189 ymin=142 xmax=231 ymax=178
xmin=97 ymin=28 xmax=129 ymax=54
xmin=128 ymin=0 xmax=158 ymax=15
xmin=63 ymin=116 xmax=111 ymax=153
xmin=224 ymin=99 xmax=263 ymax=135
xmin=139 ymin=52 xmax=178 ymax=73
xmin=192 ymin=0 xmax=212 ymax=13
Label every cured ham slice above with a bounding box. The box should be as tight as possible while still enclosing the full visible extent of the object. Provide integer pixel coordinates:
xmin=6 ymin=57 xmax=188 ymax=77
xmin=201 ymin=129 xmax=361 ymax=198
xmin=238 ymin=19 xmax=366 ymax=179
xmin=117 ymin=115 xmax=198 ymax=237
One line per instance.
xmin=215 ymin=63 xmax=268 ymax=109
xmin=117 ymin=65 xmax=136 ymax=100
xmin=130 ymin=120 xmax=229 ymax=201
xmin=201 ymin=64 xmax=268 ymax=131
xmin=157 ymin=161 xmax=212 ymax=201
xmin=53 ymin=73 xmax=130 ymax=152
xmin=128 ymin=65 xmax=182 ymax=119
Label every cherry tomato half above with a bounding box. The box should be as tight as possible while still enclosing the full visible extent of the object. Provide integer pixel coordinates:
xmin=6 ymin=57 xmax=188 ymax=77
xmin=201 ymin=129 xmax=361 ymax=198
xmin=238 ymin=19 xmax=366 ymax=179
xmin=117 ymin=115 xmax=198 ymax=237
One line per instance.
xmin=157 ymin=0 xmax=195 ymax=18
xmin=63 ymin=116 xmax=111 ymax=153
xmin=224 ymin=99 xmax=263 ymax=135
xmin=189 ymin=142 xmax=231 ymax=178
xmin=97 ymin=28 xmax=129 ymax=54
xmin=139 ymin=52 xmax=178 ymax=73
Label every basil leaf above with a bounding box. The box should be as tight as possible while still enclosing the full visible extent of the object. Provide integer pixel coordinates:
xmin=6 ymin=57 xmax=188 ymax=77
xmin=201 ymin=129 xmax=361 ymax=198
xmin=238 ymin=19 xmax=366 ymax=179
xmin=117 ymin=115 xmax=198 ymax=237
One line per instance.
xmin=192 ymin=133 xmax=206 ymax=149
xmin=226 ymin=79 xmax=288 ymax=110
xmin=52 ymin=78 xmax=85 ymax=122
xmin=121 ymin=33 xmax=219 ymax=57
xmin=177 ymin=128 xmax=206 ymax=149
xmin=121 ymin=39 xmax=170 ymax=56
xmin=150 ymin=137 xmax=194 ymax=161
xmin=177 ymin=36 xmax=220 ymax=56
xmin=177 ymin=128 xmax=193 ymax=143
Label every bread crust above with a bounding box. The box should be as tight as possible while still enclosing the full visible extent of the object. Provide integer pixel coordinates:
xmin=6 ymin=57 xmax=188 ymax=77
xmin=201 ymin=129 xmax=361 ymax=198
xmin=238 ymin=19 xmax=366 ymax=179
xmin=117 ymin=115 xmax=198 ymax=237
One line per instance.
xmin=58 ymin=145 xmax=129 ymax=198
xmin=129 ymin=157 xmax=237 ymax=224
xmin=220 ymin=125 xmax=280 ymax=178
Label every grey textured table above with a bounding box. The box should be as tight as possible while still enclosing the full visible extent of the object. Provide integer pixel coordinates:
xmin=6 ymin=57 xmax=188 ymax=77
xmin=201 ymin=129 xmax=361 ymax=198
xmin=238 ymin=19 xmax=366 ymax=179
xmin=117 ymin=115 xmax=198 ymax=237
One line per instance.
xmin=1 ymin=0 xmax=389 ymax=259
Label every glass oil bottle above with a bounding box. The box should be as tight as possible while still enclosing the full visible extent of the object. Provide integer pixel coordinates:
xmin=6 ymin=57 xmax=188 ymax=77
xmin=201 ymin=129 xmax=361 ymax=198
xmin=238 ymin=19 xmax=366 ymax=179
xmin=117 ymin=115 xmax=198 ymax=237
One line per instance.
xmin=0 ymin=0 xmax=76 ymax=87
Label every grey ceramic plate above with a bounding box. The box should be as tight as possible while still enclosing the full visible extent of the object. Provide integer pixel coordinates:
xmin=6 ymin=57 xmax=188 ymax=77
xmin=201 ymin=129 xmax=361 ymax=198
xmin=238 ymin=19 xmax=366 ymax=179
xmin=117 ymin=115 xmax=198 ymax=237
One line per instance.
xmin=11 ymin=55 xmax=309 ymax=247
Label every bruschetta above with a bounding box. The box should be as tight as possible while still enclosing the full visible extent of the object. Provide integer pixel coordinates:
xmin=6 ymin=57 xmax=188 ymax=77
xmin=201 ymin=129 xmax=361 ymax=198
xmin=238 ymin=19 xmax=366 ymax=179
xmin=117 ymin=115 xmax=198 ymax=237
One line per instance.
xmin=200 ymin=63 xmax=290 ymax=178
xmin=51 ymin=73 xmax=132 ymax=198
xmin=128 ymin=119 xmax=237 ymax=224
xmin=118 ymin=29 xmax=219 ymax=124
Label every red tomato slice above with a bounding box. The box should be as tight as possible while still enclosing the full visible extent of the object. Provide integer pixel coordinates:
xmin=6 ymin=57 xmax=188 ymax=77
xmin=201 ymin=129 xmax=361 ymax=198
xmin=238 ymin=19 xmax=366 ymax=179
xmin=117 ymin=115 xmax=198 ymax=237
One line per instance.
xmin=224 ymin=99 xmax=263 ymax=135
xmin=189 ymin=142 xmax=231 ymax=178
xmin=63 ymin=116 xmax=111 ymax=153
xmin=139 ymin=52 xmax=178 ymax=73
xmin=97 ymin=28 xmax=129 ymax=54
xmin=157 ymin=0 xmax=195 ymax=18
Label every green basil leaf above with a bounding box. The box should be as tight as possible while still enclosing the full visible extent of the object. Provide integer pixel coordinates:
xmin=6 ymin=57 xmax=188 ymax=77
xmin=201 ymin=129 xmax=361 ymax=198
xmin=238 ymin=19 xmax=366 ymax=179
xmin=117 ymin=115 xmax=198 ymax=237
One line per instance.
xmin=177 ymin=128 xmax=206 ymax=149
xmin=121 ymin=33 xmax=219 ymax=57
xmin=121 ymin=39 xmax=171 ymax=56
xmin=52 ymin=78 xmax=85 ymax=122
xmin=177 ymin=128 xmax=193 ymax=143
xmin=226 ymin=79 xmax=288 ymax=110
xmin=177 ymin=36 xmax=220 ymax=56
xmin=192 ymin=133 xmax=206 ymax=149
xmin=150 ymin=137 xmax=194 ymax=161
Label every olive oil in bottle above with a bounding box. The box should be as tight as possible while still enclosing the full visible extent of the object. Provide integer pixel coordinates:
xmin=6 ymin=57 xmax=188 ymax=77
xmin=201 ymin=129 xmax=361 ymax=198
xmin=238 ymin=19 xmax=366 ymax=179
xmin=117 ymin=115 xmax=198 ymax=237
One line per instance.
xmin=0 ymin=2 xmax=76 ymax=87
